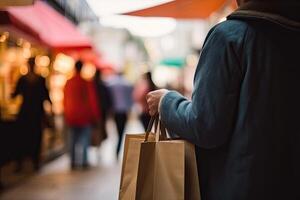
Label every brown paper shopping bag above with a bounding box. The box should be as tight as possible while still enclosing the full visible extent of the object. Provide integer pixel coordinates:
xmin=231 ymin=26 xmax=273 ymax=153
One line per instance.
xmin=119 ymin=118 xmax=157 ymax=200
xmin=135 ymin=120 xmax=201 ymax=200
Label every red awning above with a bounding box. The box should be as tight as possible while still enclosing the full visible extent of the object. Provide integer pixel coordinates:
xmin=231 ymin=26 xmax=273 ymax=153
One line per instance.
xmin=63 ymin=49 xmax=101 ymax=63
xmin=61 ymin=49 xmax=115 ymax=73
xmin=1 ymin=0 xmax=91 ymax=50
xmin=95 ymin=58 xmax=116 ymax=74
xmin=124 ymin=0 xmax=236 ymax=19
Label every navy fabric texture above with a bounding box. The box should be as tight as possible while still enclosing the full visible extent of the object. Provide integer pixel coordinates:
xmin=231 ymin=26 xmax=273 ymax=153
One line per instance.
xmin=160 ymin=18 xmax=300 ymax=200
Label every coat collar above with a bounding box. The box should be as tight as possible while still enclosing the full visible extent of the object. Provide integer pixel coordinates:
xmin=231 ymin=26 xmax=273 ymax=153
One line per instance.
xmin=227 ymin=1 xmax=300 ymax=31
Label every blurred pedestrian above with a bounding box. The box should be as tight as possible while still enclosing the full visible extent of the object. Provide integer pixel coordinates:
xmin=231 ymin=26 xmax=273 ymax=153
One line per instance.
xmin=133 ymin=72 xmax=157 ymax=130
xmin=93 ymin=69 xmax=112 ymax=144
xmin=107 ymin=73 xmax=133 ymax=159
xmin=147 ymin=0 xmax=300 ymax=199
xmin=12 ymin=57 xmax=52 ymax=171
xmin=64 ymin=60 xmax=100 ymax=169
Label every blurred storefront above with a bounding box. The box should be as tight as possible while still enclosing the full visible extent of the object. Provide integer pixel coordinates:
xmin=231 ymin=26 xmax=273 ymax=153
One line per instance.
xmin=1 ymin=0 xmax=236 ymax=184
xmin=120 ymin=0 xmax=237 ymax=94
xmin=83 ymin=0 xmax=237 ymax=97
xmin=0 ymin=0 xmax=100 ymax=177
xmin=0 ymin=0 xmax=242 ymax=196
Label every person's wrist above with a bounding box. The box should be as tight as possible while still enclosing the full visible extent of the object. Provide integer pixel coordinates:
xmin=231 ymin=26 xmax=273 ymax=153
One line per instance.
xmin=158 ymin=90 xmax=169 ymax=114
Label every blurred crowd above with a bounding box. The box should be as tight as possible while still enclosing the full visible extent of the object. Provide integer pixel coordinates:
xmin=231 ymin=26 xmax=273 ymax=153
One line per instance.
xmin=9 ymin=57 xmax=158 ymax=171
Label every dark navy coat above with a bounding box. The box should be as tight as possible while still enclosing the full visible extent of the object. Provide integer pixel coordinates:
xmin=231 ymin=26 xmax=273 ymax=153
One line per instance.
xmin=160 ymin=3 xmax=300 ymax=200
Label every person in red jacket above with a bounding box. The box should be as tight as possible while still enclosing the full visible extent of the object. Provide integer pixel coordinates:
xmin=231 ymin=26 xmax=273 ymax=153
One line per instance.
xmin=64 ymin=60 xmax=100 ymax=169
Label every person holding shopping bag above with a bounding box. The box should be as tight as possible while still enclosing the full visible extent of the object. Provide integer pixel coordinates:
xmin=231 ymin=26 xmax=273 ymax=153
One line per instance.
xmin=147 ymin=0 xmax=300 ymax=199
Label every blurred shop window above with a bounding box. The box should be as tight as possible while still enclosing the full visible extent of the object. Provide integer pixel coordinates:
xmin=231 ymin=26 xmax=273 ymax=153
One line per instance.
xmin=153 ymin=65 xmax=181 ymax=89
xmin=36 ymin=55 xmax=51 ymax=78
xmin=51 ymin=54 xmax=98 ymax=115
xmin=0 ymin=33 xmax=50 ymax=121
xmin=81 ymin=63 xmax=96 ymax=80
xmin=51 ymin=53 xmax=75 ymax=115
xmin=53 ymin=53 xmax=75 ymax=75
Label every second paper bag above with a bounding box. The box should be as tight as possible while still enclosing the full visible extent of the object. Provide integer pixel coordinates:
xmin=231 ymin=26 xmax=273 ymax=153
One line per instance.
xmin=136 ymin=138 xmax=200 ymax=199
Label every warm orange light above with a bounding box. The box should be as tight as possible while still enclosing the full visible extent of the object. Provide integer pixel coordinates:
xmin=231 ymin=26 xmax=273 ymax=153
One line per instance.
xmin=53 ymin=53 xmax=75 ymax=74
xmin=0 ymin=36 xmax=6 ymax=43
xmin=36 ymin=55 xmax=50 ymax=67
xmin=0 ymin=32 xmax=9 ymax=42
xmin=50 ymin=74 xmax=67 ymax=88
xmin=20 ymin=64 xmax=28 ymax=75
xmin=81 ymin=63 xmax=96 ymax=80
xmin=6 ymin=50 xmax=17 ymax=62
xmin=40 ymin=67 xmax=49 ymax=78
xmin=22 ymin=48 xmax=31 ymax=59
xmin=50 ymin=90 xmax=63 ymax=102
xmin=17 ymin=38 xmax=24 ymax=46
xmin=23 ymin=41 xmax=31 ymax=49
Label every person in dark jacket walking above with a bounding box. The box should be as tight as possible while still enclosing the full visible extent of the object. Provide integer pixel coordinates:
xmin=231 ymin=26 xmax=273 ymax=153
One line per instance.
xmin=94 ymin=69 xmax=112 ymax=141
xmin=12 ymin=57 xmax=51 ymax=171
xmin=107 ymin=73 xmax=133 ymax=159
xmin=147 ymin=0 xmax=300 ymax=199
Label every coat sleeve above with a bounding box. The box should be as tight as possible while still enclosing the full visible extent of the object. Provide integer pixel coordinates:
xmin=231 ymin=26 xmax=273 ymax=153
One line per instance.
xmin=160 ymin=23 xmax=245 ymax=149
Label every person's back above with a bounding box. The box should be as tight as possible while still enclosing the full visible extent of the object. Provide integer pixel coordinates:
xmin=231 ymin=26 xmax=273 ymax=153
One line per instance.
xmin=108 ymin=74 xmax=133 ymax=113
xmin=64 ymin=60 xmax=100 ymax=127
xmin=64 ymin=60 xmax=99 ymax=169
xmin=198 ymin=4 xmax=300 ymax=200
xmin=107 ymin=74 xmax=133 ymax=158
xmin=64 ymin=74 xmax=92 ymax=126
xmin=12 ymin=57 xmax=51 ymax=170
xmin=202 ymin=20 xmax=300 ymax=200
xmin=148 ymin=1 xmax=300 ymax=200
xmin=15 ymin=72 xmax=49 ymax=120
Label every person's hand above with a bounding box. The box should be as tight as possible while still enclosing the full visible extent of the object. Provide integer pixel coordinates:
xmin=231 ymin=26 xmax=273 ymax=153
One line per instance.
xmin=146 ymin=89 xmax=169 ymax=116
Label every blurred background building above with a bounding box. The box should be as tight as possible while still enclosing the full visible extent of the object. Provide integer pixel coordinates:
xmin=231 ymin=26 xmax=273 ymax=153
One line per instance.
xmin=0 ymin=0 xmax=237 ymax=199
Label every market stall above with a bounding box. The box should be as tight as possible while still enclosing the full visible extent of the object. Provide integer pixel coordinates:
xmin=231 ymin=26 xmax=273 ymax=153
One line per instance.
xmin=0 ymin=1 xmax=99 ymax=176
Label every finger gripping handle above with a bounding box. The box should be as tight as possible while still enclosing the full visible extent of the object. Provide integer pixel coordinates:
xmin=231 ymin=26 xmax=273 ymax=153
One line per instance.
xmin=145 ymin=115 xmax=167 ymax=142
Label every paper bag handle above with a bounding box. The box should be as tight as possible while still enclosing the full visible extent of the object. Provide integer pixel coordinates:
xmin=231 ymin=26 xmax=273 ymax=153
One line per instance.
xmin=145 ymin=115 xmax=167 ymax=142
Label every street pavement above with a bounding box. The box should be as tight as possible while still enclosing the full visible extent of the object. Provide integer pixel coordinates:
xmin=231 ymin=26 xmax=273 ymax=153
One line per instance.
xmin=0 ymin=115 xmax=145 ymax=200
